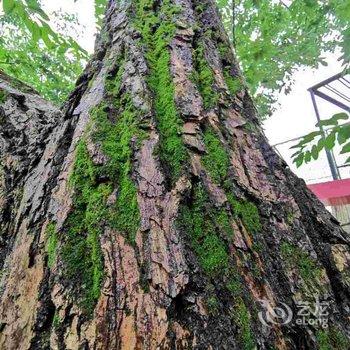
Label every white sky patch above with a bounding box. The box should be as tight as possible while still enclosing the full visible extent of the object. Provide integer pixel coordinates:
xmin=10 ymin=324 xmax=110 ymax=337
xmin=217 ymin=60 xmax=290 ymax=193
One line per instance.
xmin=263 ymin=51 xmax=347 ymax=183
xmin=42 ymin=0 xmax=96 ymax=53
xmin=250 ymin=29 xmax=260 ymax=41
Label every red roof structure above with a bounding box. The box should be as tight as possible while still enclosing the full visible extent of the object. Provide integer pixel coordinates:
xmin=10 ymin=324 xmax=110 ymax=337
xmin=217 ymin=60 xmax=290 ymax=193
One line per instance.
xmin=308 ymin=178 xmax=350 ymax=206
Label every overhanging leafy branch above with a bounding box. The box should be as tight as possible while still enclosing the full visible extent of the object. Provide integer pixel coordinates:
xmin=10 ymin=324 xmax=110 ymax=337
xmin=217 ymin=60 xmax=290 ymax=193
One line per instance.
xmin=291 ymin=112 xmax=350 ymax=167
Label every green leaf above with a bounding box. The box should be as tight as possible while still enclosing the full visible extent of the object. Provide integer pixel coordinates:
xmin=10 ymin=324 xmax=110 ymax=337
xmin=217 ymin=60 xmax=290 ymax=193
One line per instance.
xmin=293 ymin=153 xmax=304 ymax=168
xmin=25 ymin=0 xmax=50 ymax=21
xmin=290 ymin=130 xmax=322 ymax=149
xmin=95 ymin=0 xmax=108 ymax=28
xmin=316 ymin=113 xmax=349 ymax=127
xmin=291 ymin=149 xmax=303 ymax=158
xmin=340 ymin=141 xmax=350 ymax=154
xmin=317 ymin=137 xmax=325 ymax=149
xmin=3 ymin=0 xmax=16 ymax=14
xmin=0 ymin=0 xmax=88 ymax=105
xmin=311 ymin=144 xmax=319 ymax=160
xmin=304 ymin=151 xmax=312 ymax=163
xmin=332 ymin=112 xmax=349 ymax=122
xmin=324 ymin=132 xmax=336 ymax=150
xmin=337 ymin=124 xmax=350 ymax=145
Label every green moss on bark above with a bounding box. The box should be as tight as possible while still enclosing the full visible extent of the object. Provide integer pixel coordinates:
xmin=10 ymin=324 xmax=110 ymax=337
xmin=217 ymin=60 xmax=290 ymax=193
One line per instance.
xmin=135 ymin=0 xmax=187 ymax=183
xmin=91 ymin=97 xmax=144 ymax=242
xmin=226 ymin=271 xmax=256 ymax=349
xmin=45 ymin=222 xmax=57 ymax=268
xmin=281 ymin=242 xmax=323 ymax=285
xmin=224 ymin=70 xmax=243 ymax=96
xmin=61 ymin=35 xmax=153 ymax=313
xmin=217 ymin=208 xmax=234 ymax=237
xmin=317 ymin=327 xmax=350 ymax=350
xmin=232 ymin=297 xmax=255 ymax=350
xmin=193 ymin=42 xmax=219 ymax=109
xmin=206 ymin=295 xmax=220 ymax=315
xmin=217 ymin=43 xmax=243 ymax=97
xmin=200 ymin=125 xmax=261 ymax=237
xmin=202 ymin=127 xmax=230 ymax=185
xmin=63 ymin=140 xmax=110 ymax=315
xmin=227 ymin=194 xmax=261 ymax=234
xmin=179 ymin=183 xmax=229 ymax=275
xmin=178 ymin=180 xmax=257 ymax=348
xmin=52 ymin=311 xmax=62 ymax=329
xmin=227 ymin=275 xmax=242 ymax=297
xmin=0 ymin=89 xmax=7 ymax=104
xmin=200 ymin=125 xmax=261 ymax=236
xmin=62 ymin=55 xmax=149 ymax=312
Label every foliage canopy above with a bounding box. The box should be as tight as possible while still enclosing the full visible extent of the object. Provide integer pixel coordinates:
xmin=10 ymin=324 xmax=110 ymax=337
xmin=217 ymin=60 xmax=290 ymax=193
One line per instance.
xmin=0 ymin=0 xmax=88 ymax=104
xmin=218 ymin=0 xmax=350 ymax=117
xmin=0 ymin=0 xmax=349 ymax=115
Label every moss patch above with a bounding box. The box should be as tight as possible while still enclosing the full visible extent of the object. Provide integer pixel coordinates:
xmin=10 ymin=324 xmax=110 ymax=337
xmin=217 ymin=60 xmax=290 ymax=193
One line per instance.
xmin=227 ymin=194 xmax=261 ymax=234
xmin=227 ymin=274 xmax=243 ymax=297
xmin=200 ymin=126 xmax=261 ymax=236
xmin=206 ymin=295 xmax=219 ymax=315
xmin=63 ymin=140 xmax=110 ymax=315
xmin=135 ymin=0 xmax=187 ymax=183
xmin=227 ymin=272 xmax=255 ymax=350
xmin=45 ymin=222 xmax=57 ymax=268
xmin=317 ymin=328 xmax=350 ymax=350
xmin=192 ymin=42 xmax=219 ymax=109
xmin=91 ymin=97 xmax=144 ymax=242
xmin=0 ymin=89 xmax=7 ymax=104
xmin=202 ymin=127 xmax=230 ymax=185
xmin=233 ymin=298 xmax=255 ymax=350
xmin=281 ymin=242 xmax=323 ymax=285
xmin=61 ymin=47 xmax=150 ymax=313
xmin=217 ymin=207 xmax=234 ymax=237
xmin=178 ymin=180 xmax=257 ymax=348
xmin=224 ymin=70 xmax=243 ymax=96
xmin=179 ymin=183 xmax=229 ymax=275
xmin=217 ymin=43 xmax=243 ymax=96
xmin=317 ymin=329 xmax=330 ymax=350
xmin=52 ymin=311 xmax=61 ymax=329
xmin=62 ymin=99 xmax=145 ymax=312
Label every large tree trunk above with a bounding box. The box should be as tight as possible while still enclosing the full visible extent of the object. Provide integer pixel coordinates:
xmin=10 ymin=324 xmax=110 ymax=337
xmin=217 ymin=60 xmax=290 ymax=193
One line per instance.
xmin=0 ymin=1 xmax=349 ymax=349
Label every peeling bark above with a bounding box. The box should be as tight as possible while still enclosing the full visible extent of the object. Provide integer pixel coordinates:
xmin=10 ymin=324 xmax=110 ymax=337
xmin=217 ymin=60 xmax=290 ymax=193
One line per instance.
xmin=0 ymin=1 xmax=350 ymax=349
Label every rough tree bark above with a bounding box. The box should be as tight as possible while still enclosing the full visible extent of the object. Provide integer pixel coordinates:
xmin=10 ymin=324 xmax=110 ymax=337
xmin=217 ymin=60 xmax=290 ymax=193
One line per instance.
xmin=0 ymin=1 xmax=349 ymax=349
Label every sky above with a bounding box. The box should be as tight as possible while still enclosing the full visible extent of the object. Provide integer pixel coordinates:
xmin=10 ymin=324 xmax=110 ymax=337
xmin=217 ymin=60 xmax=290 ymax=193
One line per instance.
xmin=43 ymin=1 xmax=348 ymax=185
xmin=43 ymin=0 xmax=97 ymax=54
xmin=263 ymin=53 xmax=348 ymax=184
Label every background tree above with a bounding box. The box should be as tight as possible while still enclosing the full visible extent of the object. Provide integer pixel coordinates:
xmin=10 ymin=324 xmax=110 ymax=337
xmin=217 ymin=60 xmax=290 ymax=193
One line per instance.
xmin=218 ymin=0 xmax=350 ymax=117
xmin=0 ymin=0 xmax=350 ymax=349
xmin=0 ymin=0 xmax=88 ymax=104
